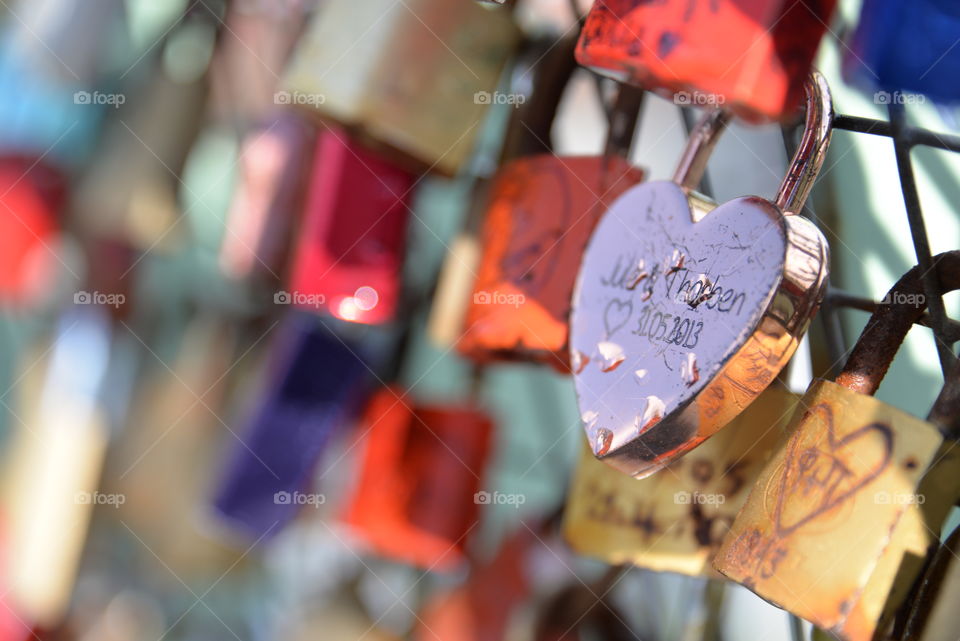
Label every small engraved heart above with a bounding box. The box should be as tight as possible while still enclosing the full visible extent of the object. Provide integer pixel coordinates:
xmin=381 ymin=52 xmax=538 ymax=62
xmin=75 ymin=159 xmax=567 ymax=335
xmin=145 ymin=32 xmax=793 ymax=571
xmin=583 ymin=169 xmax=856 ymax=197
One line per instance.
xmin=603 ymin=298 xmax=633 ymax=337
xmin=773 ymin=402 xmax=893 ymax=537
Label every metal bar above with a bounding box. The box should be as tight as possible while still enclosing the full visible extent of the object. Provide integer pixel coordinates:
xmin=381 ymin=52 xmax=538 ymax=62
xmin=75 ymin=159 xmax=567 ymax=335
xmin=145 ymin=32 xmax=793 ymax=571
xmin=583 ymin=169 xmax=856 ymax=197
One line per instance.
xmin=887 ymin=103 xmax=957 ymax=374
xmin=834 ymin=114 xmax=960 ymax=153
xmin=826 ymin=288 xmax=960 ymax=340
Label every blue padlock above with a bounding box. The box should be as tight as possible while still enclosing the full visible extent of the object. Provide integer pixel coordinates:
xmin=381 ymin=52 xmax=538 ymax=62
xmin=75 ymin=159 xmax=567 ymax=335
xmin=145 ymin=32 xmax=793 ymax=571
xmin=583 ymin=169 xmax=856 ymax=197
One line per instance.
xmin=212 ymin=314 xmax=371 ymax=539
xmin=844 ymin=0 xmax=960 ymax=103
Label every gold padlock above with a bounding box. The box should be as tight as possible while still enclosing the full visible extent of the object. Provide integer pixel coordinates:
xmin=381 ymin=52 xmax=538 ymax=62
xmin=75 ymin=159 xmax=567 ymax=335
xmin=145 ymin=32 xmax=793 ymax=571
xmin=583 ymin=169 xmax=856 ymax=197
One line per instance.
xmin=281 ymin=0 xmax=520 ymax=176
xmin=713 ymin=252 xmax=960 ymax=641
xmin=563 ymin=384 xmax=799 ymax=576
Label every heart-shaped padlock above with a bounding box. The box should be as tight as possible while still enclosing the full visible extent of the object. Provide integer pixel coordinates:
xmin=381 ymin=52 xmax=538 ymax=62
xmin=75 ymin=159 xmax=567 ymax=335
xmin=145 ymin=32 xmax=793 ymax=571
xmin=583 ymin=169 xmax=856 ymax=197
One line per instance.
xmin=570 ymin=72 xmax=832 ymax=479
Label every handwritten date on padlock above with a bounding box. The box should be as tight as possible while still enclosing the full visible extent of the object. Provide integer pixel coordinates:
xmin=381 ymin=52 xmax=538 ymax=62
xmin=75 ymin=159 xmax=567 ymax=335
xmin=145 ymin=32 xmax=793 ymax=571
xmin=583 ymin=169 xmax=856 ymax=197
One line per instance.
xmin=570 ymin=181 xmax=827 ymax=478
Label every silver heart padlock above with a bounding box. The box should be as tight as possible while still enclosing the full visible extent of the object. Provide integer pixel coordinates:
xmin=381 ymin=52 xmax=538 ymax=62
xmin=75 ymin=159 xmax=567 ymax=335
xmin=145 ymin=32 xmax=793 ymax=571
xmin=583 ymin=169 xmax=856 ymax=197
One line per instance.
xmin=570 ymin=72 xmax=832 ymax=479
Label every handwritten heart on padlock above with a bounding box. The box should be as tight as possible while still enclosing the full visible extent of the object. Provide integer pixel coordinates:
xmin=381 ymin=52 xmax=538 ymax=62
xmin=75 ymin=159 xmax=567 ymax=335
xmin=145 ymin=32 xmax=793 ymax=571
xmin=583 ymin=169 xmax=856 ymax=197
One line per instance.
xmin=773 ymin=403 xmax=893 ymax=537
xmin=570 ymin=75 xmax=832 ymax=479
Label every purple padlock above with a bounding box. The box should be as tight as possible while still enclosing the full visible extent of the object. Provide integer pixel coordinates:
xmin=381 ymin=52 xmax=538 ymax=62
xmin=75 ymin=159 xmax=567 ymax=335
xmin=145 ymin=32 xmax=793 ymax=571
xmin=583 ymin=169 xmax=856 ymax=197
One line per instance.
xmin=212 ymin=314 xmax=371 ymax=539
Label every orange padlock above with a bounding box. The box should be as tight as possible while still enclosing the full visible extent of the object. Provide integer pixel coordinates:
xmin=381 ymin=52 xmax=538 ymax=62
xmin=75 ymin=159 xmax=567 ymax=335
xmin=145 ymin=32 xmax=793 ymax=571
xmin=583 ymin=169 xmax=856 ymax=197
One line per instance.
xmin=342 ymin=386 xmax=493 ymax=571
xmin=575 ymin=0 xmax=838 ymax=121
xmin=459 ymin=36 xmax=646 ymax=372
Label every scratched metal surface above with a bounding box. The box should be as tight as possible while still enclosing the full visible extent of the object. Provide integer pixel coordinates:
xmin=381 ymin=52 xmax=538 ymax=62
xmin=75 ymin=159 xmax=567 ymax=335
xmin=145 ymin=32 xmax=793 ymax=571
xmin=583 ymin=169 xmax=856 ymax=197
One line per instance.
xmin=569 ymin=180 xmax=786 ymax=474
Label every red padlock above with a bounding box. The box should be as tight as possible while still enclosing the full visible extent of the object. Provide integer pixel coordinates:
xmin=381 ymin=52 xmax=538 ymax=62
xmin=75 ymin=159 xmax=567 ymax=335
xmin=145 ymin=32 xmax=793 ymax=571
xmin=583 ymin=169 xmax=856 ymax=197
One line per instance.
xmin=342 ymin=386 xmax=493 ymax=571
xmin=0 ymin=156 xmax=65 ymax=306
xmin=576 ymin=0 xmax=838 ymax=121
xmin=286 ymin=128 xmax=416 ymax=324
xmin=459 ymin=36 xmax=646 ymax=372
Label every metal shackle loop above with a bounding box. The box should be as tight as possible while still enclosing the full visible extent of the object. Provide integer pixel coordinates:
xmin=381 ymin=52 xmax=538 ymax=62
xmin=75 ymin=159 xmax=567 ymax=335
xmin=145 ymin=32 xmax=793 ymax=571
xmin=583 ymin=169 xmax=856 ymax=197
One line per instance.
xmin=672 ymin=108 xmax=731 ymax=192
xmin=603 ymin=84 xmax=644 ymax=162
xmin=776 ymin=71 xmax=833 ymax=215
xmin=835 ymin=251 xmax=960 ymax=409
xmin=672 ymin=71 xmax=834 ymax=216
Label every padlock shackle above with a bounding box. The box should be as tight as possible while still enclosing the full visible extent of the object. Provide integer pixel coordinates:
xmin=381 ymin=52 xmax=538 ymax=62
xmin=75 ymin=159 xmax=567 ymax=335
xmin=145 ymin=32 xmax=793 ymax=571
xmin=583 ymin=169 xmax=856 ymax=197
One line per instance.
xmin=603 ymin=84 xmax=644 ymax=161
xmin=672 ymin=109 xmax=732 ymax=192
xmin=775 ymin=72 xmax=833 ymax=215
xmin=929 ymin=358 xmax=960 ymax=439
xmin=502 ymin=34 xmax=579 ymax=161
xmin=673 ymin=72 xmax=833 ymax=216
xmin=835 ymin=251 xmax=960 ymax=436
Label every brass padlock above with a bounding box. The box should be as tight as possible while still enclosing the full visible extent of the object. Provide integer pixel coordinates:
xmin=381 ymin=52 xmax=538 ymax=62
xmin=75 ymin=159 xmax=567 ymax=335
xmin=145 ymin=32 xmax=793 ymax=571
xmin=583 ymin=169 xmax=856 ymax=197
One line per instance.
xmin=563 ymin=383 xmax=800 ymax=576
xmin=569 ymin=72 xmax=831 ymax=478
xmin=713 ymin=252 xmax=960 ymax=641
xmin=281 ymin=0 xmax=520 ymax=176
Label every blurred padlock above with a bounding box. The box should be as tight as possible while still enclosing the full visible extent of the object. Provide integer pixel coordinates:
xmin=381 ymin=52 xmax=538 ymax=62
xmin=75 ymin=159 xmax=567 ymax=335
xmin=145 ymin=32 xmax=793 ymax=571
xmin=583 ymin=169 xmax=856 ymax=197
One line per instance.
xmin=414 ymin=522 xmax=540 ymax=641
xmin=570 ymin=73 xmax=831 ymax=479
xmin=428 ymin=227 xmax=484 ymax=348
xmin=219 ymin=113 xmax=314 ymax=283
xmin=71 ymin=46 xmax=209 ymax=251
xmin=1 ymin=309 xmax=114 ymax=629
xmin=341 ymin=385 xmax=493 ymax=571
xmin=286 ymin=129 xmax=416 ymax=325
xmin=459 ymin=36 xmax=646 ymax=372
xmin=844 ymin=0 xmax=960 ymax=104
xmin=209 ymin=0 xmax=309 ymax=124
xmin=281 ymin=0 xmax=521 ymax=176
xmin=426 ymin=35 xmax=574 ymax=349
xmin=575 ymin=0 xmax=838 ymax=121
xmin=713 ymin=252 xmax=960 ymax=641
xmin=0 ymin=155 xmax=66 ymax=306
xmin=111 ymin=316 xmax=246 ymax=579
xmin=564 ymin=384 xmax=799 ymax=576
xmin=212 ymin=314 xmax=371 ymax=539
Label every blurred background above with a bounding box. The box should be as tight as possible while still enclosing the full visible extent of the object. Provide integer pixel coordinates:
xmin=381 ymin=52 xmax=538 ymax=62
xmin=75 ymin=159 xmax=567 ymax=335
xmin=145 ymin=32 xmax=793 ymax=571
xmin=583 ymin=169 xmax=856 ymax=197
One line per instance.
xmin=0 ymin=0 xmax=957 ymax=640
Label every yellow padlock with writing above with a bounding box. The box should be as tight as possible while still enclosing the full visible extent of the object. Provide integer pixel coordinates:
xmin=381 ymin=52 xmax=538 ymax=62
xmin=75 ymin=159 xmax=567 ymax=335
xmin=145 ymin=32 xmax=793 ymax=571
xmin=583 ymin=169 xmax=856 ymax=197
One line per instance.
xmin=713 ymin=251 xmax=960 ymax=641
xmin=564 ymin=383 xmax=800 ymax=576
